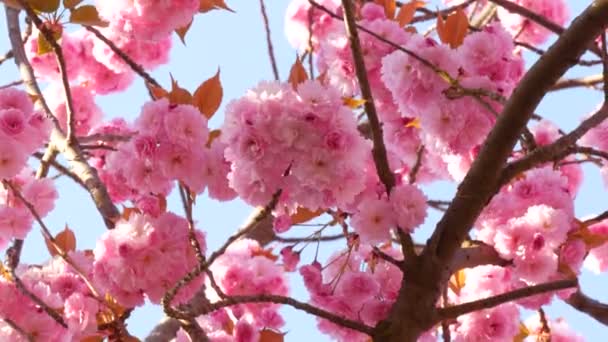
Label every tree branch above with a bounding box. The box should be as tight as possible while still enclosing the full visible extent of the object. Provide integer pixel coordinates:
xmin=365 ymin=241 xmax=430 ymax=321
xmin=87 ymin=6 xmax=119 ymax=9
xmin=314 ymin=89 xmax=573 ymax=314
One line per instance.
xmin=566 ymin=290 xmax=608 ymax=325
xmin=5 ymin=6 xmax=121 ymax=228
xmin=438 ymin=279 xmax=577 ymax=321
xmin=378 ymin=2 xmax=608 ymax=340
xmin=339 ymin=0 xmax=395 ymax=193
xmin=200 ymin=294 xmax=375 ymax=336
xmin=259 ymin=0 xmax=279 ymax=81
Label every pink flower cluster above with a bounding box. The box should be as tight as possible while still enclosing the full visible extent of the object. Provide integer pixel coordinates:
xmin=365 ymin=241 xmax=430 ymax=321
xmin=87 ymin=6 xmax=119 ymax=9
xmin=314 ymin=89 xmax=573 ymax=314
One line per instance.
xmin=0 ymin=88 xmax=50 ymax=180
xmin=0 ymin=168 xmax=58 ymax=247
xmin=0 ymin=252 xmax=98 ymax=341
xmin=477 ymin=167 xmax=577 ymax=286
xmin=222 ymin=80 xmax=369 ymax=211
xmin=350 ymin=183 xmax=427 ymax=244
xmin=300 ymin=245 xmax=436 ymax=341
xmin=382 ymin=23 xmax=523 ymax=179
xmin=284 ymin=0 xmax=342 ymax=51
xmin=96 ymin=99 xmax=235 ymax=206
xmin=445 ymin=0 xmax=569 ymax=45
xmin=93 ymin=212 xmax=206 ymax=307
xmin=183 ymin=239 xmax=290 ymax=340
xmin=96 ymin=0 xmax=199 ymax=41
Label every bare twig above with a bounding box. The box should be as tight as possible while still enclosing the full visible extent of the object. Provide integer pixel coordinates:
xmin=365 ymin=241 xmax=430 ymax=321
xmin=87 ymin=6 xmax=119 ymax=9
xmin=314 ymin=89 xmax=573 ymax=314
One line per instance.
xmin=2 ymin=318 xmax=33 ymax=342
xmin=552 ymin=74 xmax=604 ymax=91
xmin=85 ymin=26 xmax=162 ymax=88
xmin=259 ymin=0 xmax=279 ymax=81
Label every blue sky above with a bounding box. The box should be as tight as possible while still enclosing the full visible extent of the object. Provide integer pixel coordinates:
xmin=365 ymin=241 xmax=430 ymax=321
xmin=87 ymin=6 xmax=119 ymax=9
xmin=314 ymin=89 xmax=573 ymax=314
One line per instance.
xmin=1 ymin=0 xmax=608 ymax=340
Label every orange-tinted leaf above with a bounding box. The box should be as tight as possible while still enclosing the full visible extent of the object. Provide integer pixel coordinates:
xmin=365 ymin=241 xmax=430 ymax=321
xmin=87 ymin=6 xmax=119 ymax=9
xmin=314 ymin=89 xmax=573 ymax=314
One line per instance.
xmin=259 ymin=329 xmax=285 ymax=342
xmin=37 ymin=24 xmax=62 ymax=55
xmin=175 ymin=20 xmax=193 ymax=45
xmin=404 ymin=117 xmax=421 ymax=129
xmin=80 ymin=336 xmax=104 ymax=342
xmin=149 ymin=85 xmax=169 ymax=100
xmin=291 ymin=207 xmax=323 ymax=225
xmin=63 ymin=0 xmax=83 ymax=9
xmin=122 ymin=207 xmax=141 ymax=220
xmin=29 ymin=0 xmax=60 ymax=13
xmin=206 ymin=129 xmax=222 ymax=147
xmin=193 ymin=69 xmax=223 ymax=119
xmin=199 ymin=0 xmax=234 ymax=13
xmin=569 ymin=221 xmax=608 ymax=250
xmin=396 ymin=0 xmax=425 ymax=27
xmin=436 ymin=8 xmax=468 ymax=48
xmin=45 ymin=225 xmax=76 ymax=257
xmin=288 ymin=56 xmax=308 ymax=89
xmin=513 ymin=322 xmax=530 ymax=342
xmin=69 ymin=5 xmax=108 ymax=27
xmin=342 ymin=97 xmax=366 ymax=109
xmin=252 ymin=248 xmax=279 ymax=262
xmin=168 ymin=76 xmax=193 ymax=105
xmin=448 ymin=269 xmax=466 ymax=295
xmin=374 ymin=0 xmax=396 ymax=19
xmin=0 ymin=263 xmax=13 ymax=281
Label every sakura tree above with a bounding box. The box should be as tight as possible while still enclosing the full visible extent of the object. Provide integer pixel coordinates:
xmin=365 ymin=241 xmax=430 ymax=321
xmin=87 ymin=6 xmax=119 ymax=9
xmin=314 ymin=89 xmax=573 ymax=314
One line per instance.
xmin=1 ymin=0 xmax=608 ymax=341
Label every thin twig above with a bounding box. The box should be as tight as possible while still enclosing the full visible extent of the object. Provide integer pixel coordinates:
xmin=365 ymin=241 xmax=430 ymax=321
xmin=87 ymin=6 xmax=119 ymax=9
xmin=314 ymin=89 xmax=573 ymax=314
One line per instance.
xmin=259 ymin=0 xmax=279 ymax=81
xmin=2 ymin=318 xmax=33 ymax=342
xmin=85 ymin=26 xmax=162 ymax=88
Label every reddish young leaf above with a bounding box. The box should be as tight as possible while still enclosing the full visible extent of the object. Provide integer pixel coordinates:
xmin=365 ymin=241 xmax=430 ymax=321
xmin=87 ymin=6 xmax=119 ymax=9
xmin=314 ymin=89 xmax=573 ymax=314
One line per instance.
xmin=206 ymin=129 xmax=222 ymax=147
xmin=199 ymin=0 xmax=234 ymax=13
xmin=69 ymin=5 xmax=109 ymax=27
xmin=374 ymin=0 xmax=396 ymax=19
xmin=259 ymin=329 xmax=285 ymax=342
xmin=168 ymin=75 xmax=193 ymax=105
xmin=63 ymin=0 xmax=83 ymax=9
xmin=29 ymin=0 xmax=60 ymax=13
xmin=193 ymin=69 xmax=223 ymax=119
xmin=45 ymin=225 xmax=76 ymax=257
xmin=175 ymin=20 xmax=193 ymax=45
xmin=396 ymin=0 xmax=425 ymax=27
xmin=290 ymin=207 xmax=324 ymax=225
xmin=288 ymin=56 xmax=308 ymax=89
xmin=436 ymin=8 xmax=469 ymax=48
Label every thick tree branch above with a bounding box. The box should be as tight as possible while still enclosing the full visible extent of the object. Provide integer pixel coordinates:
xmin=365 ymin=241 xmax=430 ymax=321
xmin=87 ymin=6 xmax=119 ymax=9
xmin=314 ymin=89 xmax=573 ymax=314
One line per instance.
xmin=438 ymin=279 xmax=577 ymax=321
xmin=340 ymin=0 xmax=395 ymax=193
xmin=378 ymin=2 xmax=608 ymax=341
xmin=5 ymin=6 xmax=121 ymax=228
xmin=566 ymin=290 xmax=608 ymax=325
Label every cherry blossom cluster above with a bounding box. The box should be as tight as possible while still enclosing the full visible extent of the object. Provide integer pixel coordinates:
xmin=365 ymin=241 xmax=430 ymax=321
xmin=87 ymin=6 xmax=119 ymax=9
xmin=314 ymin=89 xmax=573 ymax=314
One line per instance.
xmin=222 ymin=80 xmax=370 ymax=211
xmin=94 ymin=99 xmax=235 ymax=206
xmin=449 ymin=265 xmax=583 ymax=340
xmin=0 ymin=168 xmax=58 ymax=248
xmin=174 ymin=239 xmax=290 ymax=340
xmin=382 ymin=22 xmax=524 ymax=180
xmin=445 ymin=0 xmax=569 ymax=45
xmin=286 ymin=2 xmax=525 ymax=181
xmin=25 ymin=0 xmax=196 ymax=97
xmin=0 ymin=88 xmax=50 ymax=180
xmin=0 ymin=252 xmax=98 ymax=341
xmin=300 ymin=245 xmax=436 ymax=342
xmin=350 ymin=183 xmax=427 ymax=244
xmin=93 ymin=211 xmax=206 ymax=307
